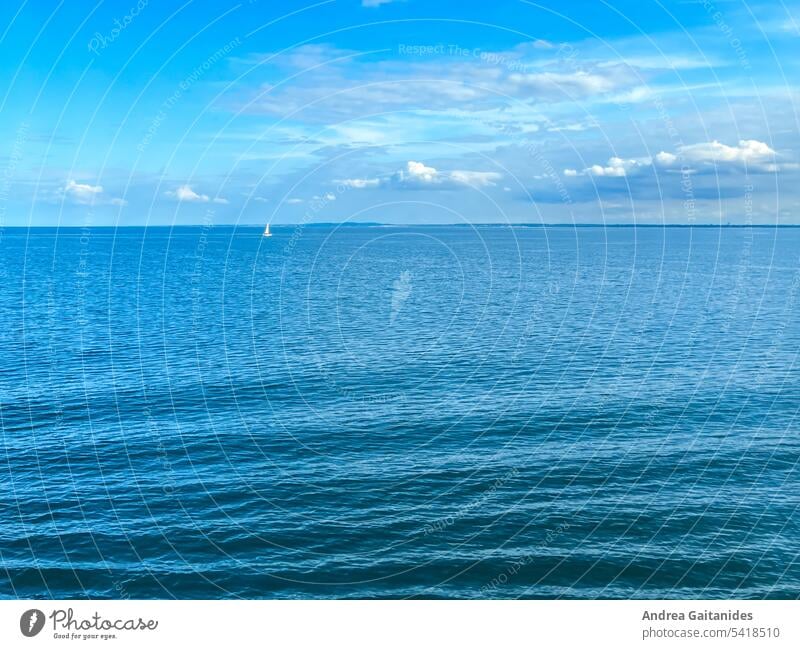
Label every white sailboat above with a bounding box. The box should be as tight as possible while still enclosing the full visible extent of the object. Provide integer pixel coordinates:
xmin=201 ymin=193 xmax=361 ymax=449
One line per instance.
xmin=262 ymin=223 xmax=272 ymax=237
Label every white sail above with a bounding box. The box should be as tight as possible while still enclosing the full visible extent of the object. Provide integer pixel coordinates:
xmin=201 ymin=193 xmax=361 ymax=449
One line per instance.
xmin=263 ymin=223 xmax=272 ymax=237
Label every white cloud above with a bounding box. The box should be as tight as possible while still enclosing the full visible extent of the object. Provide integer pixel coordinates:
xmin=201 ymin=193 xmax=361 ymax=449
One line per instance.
xmin=679 ymin=139 xmax=776 ymax=165
xmin=166 ymin=184 xmax=228 ymax=204
xmin=62 ymin=180 xmax=129 ymax=206
xmin=398 ymin=160 xmax=501 ymax=188
xmin=312 ymin=193 xmax=337 ymax=202
xmin=582 ymin=157 xmax=650 ymax=177
xmin=449 ymin=170 xmax=503 ymax=187
xmin=343 ymin=161 xmax=502 ymax=190
xmin=655 ymin=151 xmax=678 ymax=166
xmin=508 ymin=70 xmax=621 ymax=96
xmin=779 ymin=17 xmax=799 ymax=35
xmin=64 ymin=180 xmax=103 ymax=203
xmin=340 ymin=178 xmax=381 ymax=189
xmin=404 ymin=160 xmax=439 ymax=183
xmin=167 ymin=185 xmax=208 ymax=202
xmin=565 ymin=140 xmax=786 ymax=178
xmin=548 ymin=121 xmax=593 ymax=132
xmin=286 ymin=198 xmax=303 ymax=204
xmin=362 ymin=0 xmax=396 ymax=6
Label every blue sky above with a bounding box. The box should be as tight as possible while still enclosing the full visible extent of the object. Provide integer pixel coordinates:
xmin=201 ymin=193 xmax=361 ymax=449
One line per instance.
xmin=0 ymin=0 xmax=798 ymax=225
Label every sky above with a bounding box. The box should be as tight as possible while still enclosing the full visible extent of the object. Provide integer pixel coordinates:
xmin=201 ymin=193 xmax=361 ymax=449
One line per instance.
xmin=0 ymin=0 xmax=798 ymax=225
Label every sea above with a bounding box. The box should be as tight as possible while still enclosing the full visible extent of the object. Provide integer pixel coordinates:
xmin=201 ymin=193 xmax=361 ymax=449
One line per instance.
xmin=1 ymin=224 xmax=798 ymax=599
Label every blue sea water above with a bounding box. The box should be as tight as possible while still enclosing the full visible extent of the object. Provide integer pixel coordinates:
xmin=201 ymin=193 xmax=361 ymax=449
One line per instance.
xmin=1 ymin=224 xmax=799 ymax=599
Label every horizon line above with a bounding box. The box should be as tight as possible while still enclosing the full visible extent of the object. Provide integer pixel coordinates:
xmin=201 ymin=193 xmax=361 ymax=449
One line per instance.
xmin=5 ymin=223 xmax=800 ymax=229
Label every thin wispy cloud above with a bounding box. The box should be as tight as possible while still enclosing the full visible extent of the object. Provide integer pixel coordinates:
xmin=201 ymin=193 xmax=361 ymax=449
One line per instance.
xmin=3 ymin=1 xmax=797 ymax=225
xmin=241 ymin=44 xmax=642 ymax=122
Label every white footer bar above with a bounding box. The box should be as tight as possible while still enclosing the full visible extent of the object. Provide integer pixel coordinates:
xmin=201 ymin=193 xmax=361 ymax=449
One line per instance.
xmin=1 ymin=600 xmax=796 ymax=648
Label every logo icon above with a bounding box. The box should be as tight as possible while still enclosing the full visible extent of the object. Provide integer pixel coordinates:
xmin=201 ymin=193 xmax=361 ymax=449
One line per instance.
xmin=20 ymin=609 xmax=45 ymax=637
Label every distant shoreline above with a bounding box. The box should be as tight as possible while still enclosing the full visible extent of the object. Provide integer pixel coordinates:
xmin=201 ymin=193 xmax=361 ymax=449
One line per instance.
xmin=7 ymin=223 xmax=800 ymax=229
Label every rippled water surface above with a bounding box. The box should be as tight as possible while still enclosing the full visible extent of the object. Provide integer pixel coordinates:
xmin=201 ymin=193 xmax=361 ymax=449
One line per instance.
xmin=1 ymin=225 xmax=799 ymax=598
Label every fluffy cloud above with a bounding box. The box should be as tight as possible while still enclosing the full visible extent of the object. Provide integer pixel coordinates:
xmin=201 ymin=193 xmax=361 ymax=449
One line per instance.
xmin=565 ymin=140 xmax=785 ymax=177
xmin=403 ymin=160 xmax=439 ymax=184
xmin=169 ymin=185 xmax=207 ymax=201
xmin=64 ymin=180 xmax=103 ymax=203
xmin=565 ymin=156 xmax=650 ymax=178
xmin=362 ymin=0 xmax=396 ymax=6
xmin=590 ymin=157 xmax=648 ymax=177
xmin=63 ymin=180 xmax=127 ymax=206
xmin=396 ymin=160 xmax=502 ymax=188
xmin=166 ymin=184 xmax=228 ymax=204
xmin=655 ymin=151 xmax=678 ymax=166
xmin=342 ymin=161 xmax=502 ymax=190
xmin=679 ymin=139 xmax=776 ymax=165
